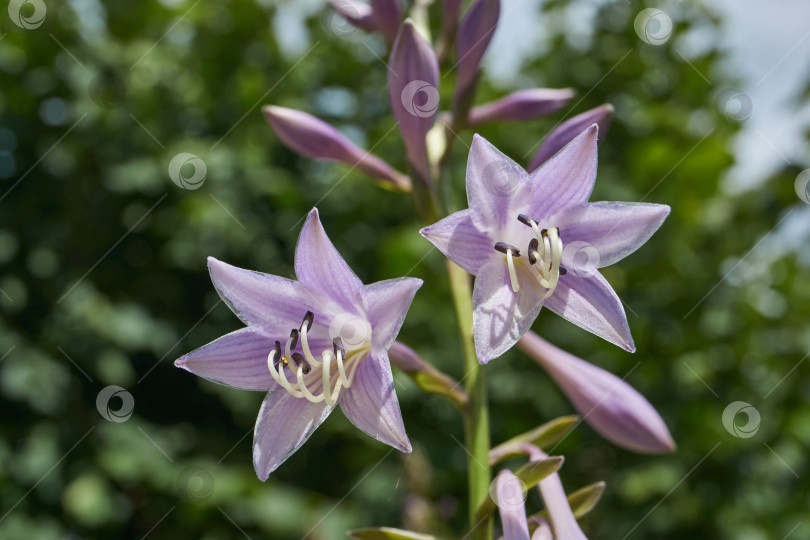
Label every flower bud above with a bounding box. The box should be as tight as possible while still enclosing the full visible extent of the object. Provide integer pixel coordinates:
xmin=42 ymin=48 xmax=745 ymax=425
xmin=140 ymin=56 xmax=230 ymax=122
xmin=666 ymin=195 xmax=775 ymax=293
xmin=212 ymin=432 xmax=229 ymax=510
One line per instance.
xmin=468 ymin=88 xmax=575 ymax=127
xmin=519 ymin=331 xmax=676 ymax=454
xmin=263 ymin=105 xmax=409 ymax=190
xmin=370 ymin=0 xmax=402 ymax=46
xmin=454 ymin=0 xmax=500 ymax=120
xmin=329 ymin=0 xmax=377 ymax=33
xmin=388 ymin=19 xmax=440 ymax=184
xmin=528 ymin=104 xmax=613 ymax=172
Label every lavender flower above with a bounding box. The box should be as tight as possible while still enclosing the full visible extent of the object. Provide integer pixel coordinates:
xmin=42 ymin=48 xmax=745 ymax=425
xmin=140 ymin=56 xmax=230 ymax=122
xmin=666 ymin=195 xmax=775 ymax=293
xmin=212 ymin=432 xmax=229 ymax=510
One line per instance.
xmin=176 ymin=208 xmax=422 ymax=479
xmin=467 ymin=88 xmax=576 ymax=127
xmin=525 ymin=446 xmax=587 ymax=540
xmin=519 ymin=331 xmax=676 ymax=454
xmin=420 ymin=126 xmax=670 ymax=363
xmin=528 ymin=104 xmax=613 ymax=172
xmin=263 ymin=105 xmax=410 ymax=191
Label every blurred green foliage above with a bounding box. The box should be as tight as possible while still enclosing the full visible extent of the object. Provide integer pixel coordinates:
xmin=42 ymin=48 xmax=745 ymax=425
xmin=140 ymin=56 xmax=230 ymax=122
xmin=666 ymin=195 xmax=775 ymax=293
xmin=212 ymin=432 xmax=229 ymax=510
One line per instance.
xmin=1 ymin=0 xmax=808 ymax=538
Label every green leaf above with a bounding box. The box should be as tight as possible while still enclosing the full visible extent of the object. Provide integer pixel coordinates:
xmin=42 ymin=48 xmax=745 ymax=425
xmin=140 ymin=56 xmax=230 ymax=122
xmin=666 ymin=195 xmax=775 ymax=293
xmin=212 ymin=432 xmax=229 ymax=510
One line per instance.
xmin=513 ymin=455 xmax=565 ymax=490
xmin=489 ymin=416 xmax=580 ymax=464
xmin=347 ymin=527 xmax=444 ymax=540
xmin=568 ymin=481 xmax=606 ymax=518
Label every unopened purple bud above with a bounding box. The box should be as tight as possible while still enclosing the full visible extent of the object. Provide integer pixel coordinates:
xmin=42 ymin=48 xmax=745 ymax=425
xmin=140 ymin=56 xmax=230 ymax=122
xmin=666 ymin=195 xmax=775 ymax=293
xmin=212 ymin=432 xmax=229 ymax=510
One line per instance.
xmin=440 ymin=0 xmax=463 ymax=51
xmin=371 ymin=0 xmax=402 ymax=46
xmin=455 ymin=0 xmax=500 ymax=103
xmin=329 ymin=0 xmax=377 ymax=33
xmin=467 ymin=88 xmax=575 ymax=127
xmin=519 ymin=331 xmax=676 ymax=454
xmin=528 ymin=104 xmax=613 ymax=172
xmin=263 ymin=105 xmax=410 ymax=190
xmin=388 ymin=19 xmax=440 ymax=184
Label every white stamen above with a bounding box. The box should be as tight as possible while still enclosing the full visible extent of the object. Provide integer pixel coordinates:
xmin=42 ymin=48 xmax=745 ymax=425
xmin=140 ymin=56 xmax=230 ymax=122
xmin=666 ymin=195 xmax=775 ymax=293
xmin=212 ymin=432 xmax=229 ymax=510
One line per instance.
xmin=267 ymin=316 xmax=369 ymax=404
xmin=506 ymin=249 xmax=520 ymax=293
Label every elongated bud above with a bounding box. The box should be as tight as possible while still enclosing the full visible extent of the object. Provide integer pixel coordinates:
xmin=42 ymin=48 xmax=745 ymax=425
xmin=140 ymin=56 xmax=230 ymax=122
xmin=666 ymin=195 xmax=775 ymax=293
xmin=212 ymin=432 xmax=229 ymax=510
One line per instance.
xmin=528 ymin=104 xmax=613 ymax=171
xmin=263 ymin=106 xmax=410 ymax=191
xmin=329 ymin=0 xmax=377 ymax=33
xmin=371 ymin=0 xmax=402 ymax=46
xmin=494 ymin=470 xmax=531 ymax=540
xmin=388 ymin=19 xmax=440 ymax=185
xmin=518 ymin=331 xmax=676 ymax=454
xmin=454 ymin=0 xmax=500 ymax=123
xmin=437 ymin=0 xmax=463 ymax=61
xmin=468 ymin=88 xmax=575 ymax=127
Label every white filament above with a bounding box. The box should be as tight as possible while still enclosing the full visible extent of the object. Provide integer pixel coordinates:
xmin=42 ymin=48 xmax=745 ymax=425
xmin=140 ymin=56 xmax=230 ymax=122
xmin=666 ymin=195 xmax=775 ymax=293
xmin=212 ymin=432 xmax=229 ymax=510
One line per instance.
xmin=267 ymin=323 xmax=361 ymax=404
xmin=506 ymin=249 xmax=520 ymax=293
xmin=523 ymin=220 xmax=564 ymax=298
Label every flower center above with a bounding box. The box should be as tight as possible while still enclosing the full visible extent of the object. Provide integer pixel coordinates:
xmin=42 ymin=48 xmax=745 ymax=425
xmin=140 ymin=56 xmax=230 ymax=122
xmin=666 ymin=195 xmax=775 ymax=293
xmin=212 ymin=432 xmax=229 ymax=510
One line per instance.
xmin=266 ymin=311 xmax=369 ymax=406
xmin=493 ymin=214 xmax=566 ymax=298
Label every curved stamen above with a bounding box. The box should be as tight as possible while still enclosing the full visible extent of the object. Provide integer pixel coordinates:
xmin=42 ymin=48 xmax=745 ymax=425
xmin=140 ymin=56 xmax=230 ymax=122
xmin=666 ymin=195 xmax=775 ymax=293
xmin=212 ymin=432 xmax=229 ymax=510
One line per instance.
xmin=267 ymin=312 xmax=368 ymax=404
xmin=495 ymin=242 xmax=521 ymax=293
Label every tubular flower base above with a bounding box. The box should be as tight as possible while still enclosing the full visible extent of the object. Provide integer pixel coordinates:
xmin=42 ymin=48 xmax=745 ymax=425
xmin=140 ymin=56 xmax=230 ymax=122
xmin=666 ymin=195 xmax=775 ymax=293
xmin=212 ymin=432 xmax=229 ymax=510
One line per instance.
xmin=175 ymin=208 xmax=422 ymax=479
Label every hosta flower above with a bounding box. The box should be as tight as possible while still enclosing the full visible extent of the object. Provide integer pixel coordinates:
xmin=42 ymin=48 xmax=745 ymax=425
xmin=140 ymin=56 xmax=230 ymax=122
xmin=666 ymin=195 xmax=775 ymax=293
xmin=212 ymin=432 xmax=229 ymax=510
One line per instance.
xmin=420 ymin=126 xmax=669 ymax=363
xmin=176 ymin=208 xmax=422 ymax=479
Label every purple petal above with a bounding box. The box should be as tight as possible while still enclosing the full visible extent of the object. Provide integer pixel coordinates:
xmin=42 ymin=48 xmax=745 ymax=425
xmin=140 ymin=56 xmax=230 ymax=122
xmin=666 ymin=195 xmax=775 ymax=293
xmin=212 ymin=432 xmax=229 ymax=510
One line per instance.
xmin=524 ymin=446 xmax=587 ymax=540
xmin=526 ymin=124 xmax=598 ymax=219
xmin=420 ymin=209 xmax=495 ymax=275
xmin=552 ymin=202 xmax=670 ymax=268
xmin=329 ymin=0 xmax=377 ymax=33
xmin=528 ymin=104 xmax=613 ymax=172
xmin=494 ymin=470 xmax=530 ymax=540
xmin=520 ymin=333 xmax=676 ymax=454
xmin=253 ymin=390 xmax=333 ymax=480
xmin=473 ymin=259 xmax=544 ymax=364
xmin=388 ymin=20 xmax=440 ymax=183
xmin=455 ymin=0 xmax=500 ymax=97
xmin=360 ymin=277 xmax=423 ymax=353
xmin=208 ymin=257 xmax=327 ymax=332
xmin=295 ymin=208 xmax=364 ymax=312
xmin=544 ymin=270 xmax=635 ymax=352
xmin=466 ymin=134 xmax=529 ymax=232
xmin=175 ymin=328 xmax=276 ymax=391
xmin=339 ymin=350 xmax=411 ymax=452
xmin=468 ymin=88 xmax=575 ymax=127
xmin=370 ymin=0 xmax=402 ymax=45
xmin=263 ymin=106 xmax=408 ymax=189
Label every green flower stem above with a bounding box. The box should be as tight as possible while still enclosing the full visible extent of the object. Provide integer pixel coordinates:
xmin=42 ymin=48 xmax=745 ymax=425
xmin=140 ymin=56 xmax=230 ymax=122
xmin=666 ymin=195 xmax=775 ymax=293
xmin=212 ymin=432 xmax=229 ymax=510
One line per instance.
xmin=446 ymin=259 xmax=492 ymax=540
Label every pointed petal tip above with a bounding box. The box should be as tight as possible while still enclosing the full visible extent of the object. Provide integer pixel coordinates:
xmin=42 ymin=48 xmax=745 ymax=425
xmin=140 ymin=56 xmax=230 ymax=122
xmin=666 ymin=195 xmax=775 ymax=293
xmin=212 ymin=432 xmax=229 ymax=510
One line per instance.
xmin=174 ymin=356 xmax=186 ymax=368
